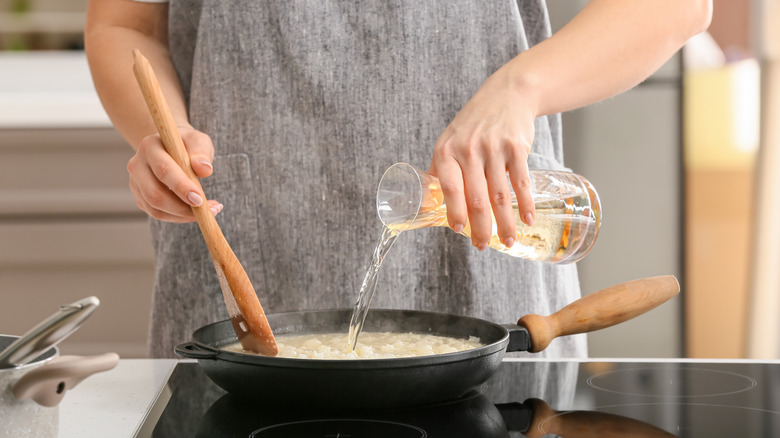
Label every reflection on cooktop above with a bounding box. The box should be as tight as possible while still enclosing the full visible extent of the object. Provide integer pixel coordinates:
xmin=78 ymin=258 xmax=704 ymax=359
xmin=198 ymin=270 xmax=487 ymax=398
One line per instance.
xmin=149 ymin=360 xmax=780 ymax=437
xmin=201 ymin=390 xmax=511 ymax=438
xmin=539 ymin=402 xmax=780 ymax=437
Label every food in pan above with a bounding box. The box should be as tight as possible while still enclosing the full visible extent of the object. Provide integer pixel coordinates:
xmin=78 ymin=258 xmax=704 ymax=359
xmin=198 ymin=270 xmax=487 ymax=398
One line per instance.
xmin=223 ymin=332 xmax=483 ymax=359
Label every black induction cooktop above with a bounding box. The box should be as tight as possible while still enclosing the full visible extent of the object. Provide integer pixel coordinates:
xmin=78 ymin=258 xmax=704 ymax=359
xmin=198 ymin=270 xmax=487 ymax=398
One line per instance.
xmin=148 ymin=359 xmax=780 ymax=437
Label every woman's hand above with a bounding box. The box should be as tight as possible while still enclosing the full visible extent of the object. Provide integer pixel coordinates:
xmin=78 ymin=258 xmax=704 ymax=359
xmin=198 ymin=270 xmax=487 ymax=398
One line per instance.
xmin=430 ymin=64 xmax=538 ymax=251
xmin=127 ymin=125 xmax=222 ymax=222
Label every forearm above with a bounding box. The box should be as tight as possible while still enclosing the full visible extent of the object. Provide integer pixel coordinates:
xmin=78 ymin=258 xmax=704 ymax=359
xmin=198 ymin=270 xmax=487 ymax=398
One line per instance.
xmin=85 ymin=1 xmax=189 ymax=149
xmin=511 ymin=0 xmax=712 ymax=116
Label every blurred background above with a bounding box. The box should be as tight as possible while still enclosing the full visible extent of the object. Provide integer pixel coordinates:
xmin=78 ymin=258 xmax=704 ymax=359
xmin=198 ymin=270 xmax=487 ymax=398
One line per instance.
xmin=0 ymin=0 xmax=777 ymax=359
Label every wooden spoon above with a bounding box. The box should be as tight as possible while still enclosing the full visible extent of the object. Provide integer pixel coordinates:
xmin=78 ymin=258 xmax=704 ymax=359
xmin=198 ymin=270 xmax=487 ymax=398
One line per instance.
xmin=132 ymin=49 xmax=277 ymax=356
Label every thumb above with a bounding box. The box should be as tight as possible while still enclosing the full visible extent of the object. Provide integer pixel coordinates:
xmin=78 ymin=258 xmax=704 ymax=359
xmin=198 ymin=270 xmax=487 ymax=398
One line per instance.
xmin=180 ymin=127 xmax=215 ymax=178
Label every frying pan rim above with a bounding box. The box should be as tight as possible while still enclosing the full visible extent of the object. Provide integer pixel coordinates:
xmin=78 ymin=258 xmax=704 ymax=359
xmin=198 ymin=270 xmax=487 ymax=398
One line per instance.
xmin=188 ymin=308 xmax=511 ymax=369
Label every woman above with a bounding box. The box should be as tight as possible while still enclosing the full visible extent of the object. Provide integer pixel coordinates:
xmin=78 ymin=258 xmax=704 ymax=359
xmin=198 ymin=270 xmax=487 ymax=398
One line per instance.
xmin=85 ymin=0 xmax=711 ymax=358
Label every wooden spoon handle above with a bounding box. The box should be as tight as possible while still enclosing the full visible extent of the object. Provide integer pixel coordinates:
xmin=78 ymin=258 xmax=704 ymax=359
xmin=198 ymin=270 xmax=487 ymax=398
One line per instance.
xmin=130 ymin=50 xmax=216 ymax=231
xmin=132 ymin=49 xmax=277 ymax=356
xmin=131 ymin=48 xmax=234 ymax=280
xmin=517 ymin=275 xmax=680 ymax=353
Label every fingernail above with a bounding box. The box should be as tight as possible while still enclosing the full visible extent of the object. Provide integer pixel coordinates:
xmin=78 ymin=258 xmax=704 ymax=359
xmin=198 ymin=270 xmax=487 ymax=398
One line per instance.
xmin=452 ymin=224 xmax=464 ymax=234
xmin=524 ymin=213 xmax=534 ymax=227
xmin=504 ymin=237 xmax=514 ymax=248
xmin=187 ymin=192 xmax=203 ymax=207
xmin=477 ymin=243 xmax=487 ymax=251
xmin=200 ymin=160 xmax=213 ymax=170
xmin=210 ymin=203 xmax=224 ymax=215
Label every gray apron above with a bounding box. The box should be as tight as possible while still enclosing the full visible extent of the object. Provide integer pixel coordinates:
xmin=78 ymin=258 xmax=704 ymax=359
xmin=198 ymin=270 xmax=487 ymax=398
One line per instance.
xmin=147 ymin=0 xmax=587 ymax=358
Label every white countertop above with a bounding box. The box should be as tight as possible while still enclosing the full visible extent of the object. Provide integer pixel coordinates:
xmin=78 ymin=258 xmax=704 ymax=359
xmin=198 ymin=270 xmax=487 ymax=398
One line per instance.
xmin=0 ymin=52 xmax=112 ymax=129
xmin=59 ymin=359 xmax=177 ymax=438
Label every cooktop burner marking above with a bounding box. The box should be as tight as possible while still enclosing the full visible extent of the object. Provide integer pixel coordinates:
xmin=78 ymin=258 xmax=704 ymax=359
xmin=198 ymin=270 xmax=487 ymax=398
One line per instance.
xmin=587 ymin=367 xmax=757 ymax=398
xmin=250 ymin=419 xmax=427 ymax=438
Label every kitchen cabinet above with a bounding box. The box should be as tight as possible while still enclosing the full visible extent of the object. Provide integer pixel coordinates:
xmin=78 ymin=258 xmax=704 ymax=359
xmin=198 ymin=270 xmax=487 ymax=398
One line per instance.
xmin=0 ymin=127 xmax=155 ymax=358
xmin=684 ymin=60 xmax=760 ymax=358
xmin=0 ymin=53 xmax=155 ymax=358
xmin=0 ymin=0 xmax=86 ymax=51
xmin=0 ymin=126 xmax=155 ymax=358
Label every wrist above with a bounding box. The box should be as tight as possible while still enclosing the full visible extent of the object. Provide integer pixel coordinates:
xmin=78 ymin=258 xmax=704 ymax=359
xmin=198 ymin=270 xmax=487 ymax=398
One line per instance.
xmin=504 ymin=52 xmax=545 ymax=117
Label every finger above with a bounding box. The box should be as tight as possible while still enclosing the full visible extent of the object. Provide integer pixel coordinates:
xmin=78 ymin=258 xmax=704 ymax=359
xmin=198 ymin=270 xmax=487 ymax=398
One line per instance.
xmin=485 ymin=154 xmax=516 ymax=248
xmin=139 ymin=136 xmax=207 ymax=209
xmin=181 ymin=128 xmax=216 ymax=178
xmin=130 ymin=163 xmax=197 ymax=219
xmin=128 ymin=142 xmax=200 ymax=220
xmin=130 ymin=173 xmax=224 ymax=223
xmin=207 ymin=200 xmax=224 ymax=216
xmin=461 ymin=156 xmax=492 ymax=251
xmin=430 ymin=145 xmax=467 ymax=235
xmin=507 ymin=149 xmax=535 ymax=227
xmin=128 ymin=175 xmax=193 ymax=223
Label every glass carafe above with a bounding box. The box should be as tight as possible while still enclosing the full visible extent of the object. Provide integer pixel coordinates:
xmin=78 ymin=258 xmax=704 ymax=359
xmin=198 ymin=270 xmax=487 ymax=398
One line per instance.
xmin=376 ymin=163 xmax=602 ymax=264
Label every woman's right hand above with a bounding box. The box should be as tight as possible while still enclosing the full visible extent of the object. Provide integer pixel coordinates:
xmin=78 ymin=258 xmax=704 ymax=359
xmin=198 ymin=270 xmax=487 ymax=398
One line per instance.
xmin=127 ymin=125 xmax=223 ymax=223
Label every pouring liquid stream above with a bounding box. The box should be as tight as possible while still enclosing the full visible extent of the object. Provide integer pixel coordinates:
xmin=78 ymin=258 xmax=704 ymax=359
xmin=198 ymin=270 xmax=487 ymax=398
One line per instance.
xmin=347 ymin=225 xmax=400 ymax=350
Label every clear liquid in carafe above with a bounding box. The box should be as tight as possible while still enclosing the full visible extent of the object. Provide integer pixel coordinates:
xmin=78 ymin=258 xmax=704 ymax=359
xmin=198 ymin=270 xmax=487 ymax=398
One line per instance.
xmin=392 ymin=185 xmax=597 ymax=263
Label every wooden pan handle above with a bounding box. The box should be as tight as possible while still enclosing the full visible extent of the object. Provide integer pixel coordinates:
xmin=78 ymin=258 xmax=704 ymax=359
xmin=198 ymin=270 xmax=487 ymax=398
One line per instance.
xmin=131 ymin=49 xmax=277 ymax=356
xmin=522 ymin=398 xmax=675 ymax=437
xmin=517 ymin=275 xmax=680 ymax=353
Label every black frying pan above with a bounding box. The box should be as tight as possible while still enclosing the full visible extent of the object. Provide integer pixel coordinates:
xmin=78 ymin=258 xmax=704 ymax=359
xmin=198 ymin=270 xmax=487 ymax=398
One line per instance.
xmin=175 ymin=276 xmax=678 ymax=409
